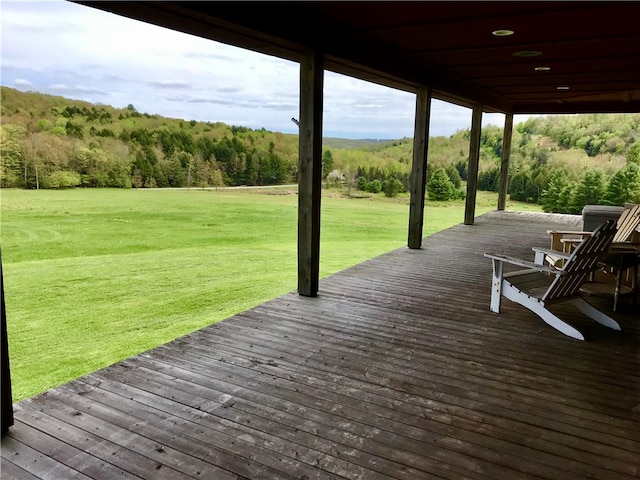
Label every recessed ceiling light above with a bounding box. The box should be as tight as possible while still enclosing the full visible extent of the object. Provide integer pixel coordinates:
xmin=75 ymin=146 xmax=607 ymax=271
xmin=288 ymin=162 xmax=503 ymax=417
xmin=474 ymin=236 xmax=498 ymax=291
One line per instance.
xmin=534 ymin=66 xmax=551 ymax=71
xmin=556 ymin=86 xmax=570 ymax=90
xmin=492 ymin=29 xmax=514 ymax=37
xmin=513 ymin=50 xmax=543 ymax=57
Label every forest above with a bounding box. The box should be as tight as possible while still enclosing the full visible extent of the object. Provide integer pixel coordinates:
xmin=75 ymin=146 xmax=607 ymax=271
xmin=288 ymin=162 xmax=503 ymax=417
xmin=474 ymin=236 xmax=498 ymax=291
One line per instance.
xmin=1 ymin=86 xmax=639 ymax=213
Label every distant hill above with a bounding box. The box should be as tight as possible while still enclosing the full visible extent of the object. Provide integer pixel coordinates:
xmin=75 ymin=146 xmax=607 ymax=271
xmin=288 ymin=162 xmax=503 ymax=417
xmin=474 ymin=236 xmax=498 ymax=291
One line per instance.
xmin=1 ymin=86 xmax=639 ymax=211
xmin=0 ymin=86 xmax=396 ymax=149
xmin=322 ymin=137 xmax=400 ymax=149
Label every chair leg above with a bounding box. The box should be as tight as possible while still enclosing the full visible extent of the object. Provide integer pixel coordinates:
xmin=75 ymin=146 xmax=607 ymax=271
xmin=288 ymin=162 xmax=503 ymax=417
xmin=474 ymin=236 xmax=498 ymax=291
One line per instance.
xmin=501 ymin=284 xmax=585 ymax=340
xmin=526 ymin=300 xmax=586 ymax=340
xmin=570 ymin=297 xmax=621 ymax=331
xmin=489 ymin=259 xmax=503 ymax=313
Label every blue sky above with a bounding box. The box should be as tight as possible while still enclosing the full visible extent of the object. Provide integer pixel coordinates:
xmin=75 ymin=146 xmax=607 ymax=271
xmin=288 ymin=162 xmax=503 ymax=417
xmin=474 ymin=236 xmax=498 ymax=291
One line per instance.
xmin=1 ymin=0 xmax=521 ymax=139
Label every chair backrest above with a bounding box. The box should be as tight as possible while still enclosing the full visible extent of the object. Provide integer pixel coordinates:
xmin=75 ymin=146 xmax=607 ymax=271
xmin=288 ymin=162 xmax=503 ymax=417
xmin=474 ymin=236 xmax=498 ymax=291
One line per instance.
xmin=613 ymin=203 xmax=640 ymax=243
xmin=542 ymin=219 xmax=617 ymax=304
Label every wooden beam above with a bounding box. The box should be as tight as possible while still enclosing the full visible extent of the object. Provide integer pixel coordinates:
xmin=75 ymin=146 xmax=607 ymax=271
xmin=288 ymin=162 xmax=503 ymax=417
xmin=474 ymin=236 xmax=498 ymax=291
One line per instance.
xmin=297 ymin=50 xmax=324 ymax=297
xmin=498 ymin=113 xmax=514 ymax=211
xmin=408 ymin=87 xmax=432 ymax=249
xmin=1 ymin=252 xmax=13 ymax=435
xmin=464 ymin=105 xmax=483 ymax=225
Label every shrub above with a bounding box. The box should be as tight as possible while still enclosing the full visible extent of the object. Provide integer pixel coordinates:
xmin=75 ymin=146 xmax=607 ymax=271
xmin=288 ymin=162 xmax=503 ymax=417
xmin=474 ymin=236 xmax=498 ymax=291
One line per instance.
xmin=365 ymin=179 xmax=382 ymax=193
xmin=382 ymin=178 xmax=403 ymax=197
xmin=41 ymin=171 xmax=81 ymax=189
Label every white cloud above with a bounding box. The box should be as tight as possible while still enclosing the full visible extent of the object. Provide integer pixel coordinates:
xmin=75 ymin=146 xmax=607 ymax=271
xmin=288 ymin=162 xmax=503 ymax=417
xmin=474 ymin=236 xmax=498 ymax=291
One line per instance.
xmin=14 ymin=78 xmax=32 ymax=88
xmin=48 ymin=84 xmax=109 ymax=96
xmin=146 ymin=81 xmax=192 ymax=90
xmin=0 ymin=0 xmax=532 ymax=138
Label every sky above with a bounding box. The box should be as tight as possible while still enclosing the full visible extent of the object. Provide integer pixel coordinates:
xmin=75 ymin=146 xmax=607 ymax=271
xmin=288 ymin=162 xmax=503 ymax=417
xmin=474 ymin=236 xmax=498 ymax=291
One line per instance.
xmin=1 ymin=0 xmax=520 ymax=139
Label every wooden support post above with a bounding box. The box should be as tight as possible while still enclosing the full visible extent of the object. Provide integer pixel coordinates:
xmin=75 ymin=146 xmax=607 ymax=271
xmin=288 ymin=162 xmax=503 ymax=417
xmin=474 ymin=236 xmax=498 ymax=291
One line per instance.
xmin=497 ymin=113 xmax=513 ymax=211
xmin=408 ymin=86 xmax=432 ymax=249
xmin=297 ymin=50 xmax=324 ymax=297
xmin=1 ymin=251 xmax=13 ymax=435
xmin=464 ymin=104 xmax=483 ymax=225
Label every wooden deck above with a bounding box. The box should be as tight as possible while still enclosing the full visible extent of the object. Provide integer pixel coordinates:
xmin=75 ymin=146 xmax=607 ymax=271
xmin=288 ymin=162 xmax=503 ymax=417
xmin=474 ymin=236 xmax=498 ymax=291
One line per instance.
xmin=2 ymin=210 xmax=639 ymax=480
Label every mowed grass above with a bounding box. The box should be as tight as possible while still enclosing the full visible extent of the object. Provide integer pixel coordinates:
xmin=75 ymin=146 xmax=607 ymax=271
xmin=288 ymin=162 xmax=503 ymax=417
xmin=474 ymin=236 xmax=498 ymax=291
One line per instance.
xmin=1 ymin=187 xmax=537 ymax=401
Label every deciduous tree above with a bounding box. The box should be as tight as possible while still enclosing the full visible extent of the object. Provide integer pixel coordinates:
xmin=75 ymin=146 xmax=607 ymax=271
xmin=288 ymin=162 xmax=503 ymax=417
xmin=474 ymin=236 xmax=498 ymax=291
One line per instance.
xmin=0 ymin=125 xmax=24 ymax=187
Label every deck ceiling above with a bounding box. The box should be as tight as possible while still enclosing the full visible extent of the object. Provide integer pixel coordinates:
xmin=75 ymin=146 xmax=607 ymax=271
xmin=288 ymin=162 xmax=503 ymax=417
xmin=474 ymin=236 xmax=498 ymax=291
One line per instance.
xmin=81 ymin=1 xmax=640 ymax=115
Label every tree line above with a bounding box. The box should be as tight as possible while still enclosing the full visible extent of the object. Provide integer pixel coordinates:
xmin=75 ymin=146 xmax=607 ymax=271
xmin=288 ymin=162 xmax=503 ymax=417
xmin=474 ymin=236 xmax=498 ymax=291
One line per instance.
xmin=322 ymin=115 xmax=640 ymax=207
xmin=1 ymin=87 xmax=639 ymax=212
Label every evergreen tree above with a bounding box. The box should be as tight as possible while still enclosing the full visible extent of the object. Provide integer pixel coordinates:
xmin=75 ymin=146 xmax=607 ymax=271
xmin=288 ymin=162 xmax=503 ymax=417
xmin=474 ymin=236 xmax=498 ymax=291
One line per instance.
xmin=162 ymin=151 xmax=188 ymax=187
xmin=541 ymin=169 xmax=569 ymax=213
xmin=477 ymin=167 xmax=500 ymax=192
xmin=601 ymin=163 xmax=640 ymax=205
xmin=427 ymin=167 xmax=457 ymax=201
xmin=445 ymin=164 xmax=462 ymax=189
xmin=244 ymin=152 xmax=259 ymax=185
xmin=454 ymin=159 xmax=468 ymax=181
xmin=322 ymin=149 xmax=334 ymax=178
xmin=557 ymin=182 xmax=576 ymax=214
xmin=570 ymin=168 xmax=607 ymax=213
xmin=627 ymin=141 xmax=640 ymax=165
xmin=508 ymin=171 xmax=534 ymax=202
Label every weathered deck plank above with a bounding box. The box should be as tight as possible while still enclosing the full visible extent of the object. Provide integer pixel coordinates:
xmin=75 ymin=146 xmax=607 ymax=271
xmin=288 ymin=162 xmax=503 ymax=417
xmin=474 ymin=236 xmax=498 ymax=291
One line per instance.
xmin=2 ymin=210 xmax=639 ymax=479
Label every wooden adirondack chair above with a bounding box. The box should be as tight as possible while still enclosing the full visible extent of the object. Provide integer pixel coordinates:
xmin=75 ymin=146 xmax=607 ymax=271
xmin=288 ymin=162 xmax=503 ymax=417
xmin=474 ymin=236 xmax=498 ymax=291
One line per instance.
xmin=484 ymin=220 xmax=619 ymax=340
xmin=544 ymin=204 xmax=640 ymax=311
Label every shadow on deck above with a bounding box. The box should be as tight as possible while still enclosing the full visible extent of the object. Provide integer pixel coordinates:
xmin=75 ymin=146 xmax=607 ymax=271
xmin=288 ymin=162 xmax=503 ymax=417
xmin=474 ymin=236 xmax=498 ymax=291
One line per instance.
xmin=2 ymin=210 xmax=639 ymax=479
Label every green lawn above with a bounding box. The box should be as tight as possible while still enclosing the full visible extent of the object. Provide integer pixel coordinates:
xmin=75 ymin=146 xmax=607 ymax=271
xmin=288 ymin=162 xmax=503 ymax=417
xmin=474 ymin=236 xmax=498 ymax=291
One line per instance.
xmin=1 ymin=187 xmax=538 ymax=400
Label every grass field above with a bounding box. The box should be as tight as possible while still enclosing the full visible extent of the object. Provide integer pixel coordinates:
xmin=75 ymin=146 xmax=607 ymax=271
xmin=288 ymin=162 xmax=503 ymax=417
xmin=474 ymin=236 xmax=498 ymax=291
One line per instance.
xmin=1 ymin=187 xmax=539 ymax=401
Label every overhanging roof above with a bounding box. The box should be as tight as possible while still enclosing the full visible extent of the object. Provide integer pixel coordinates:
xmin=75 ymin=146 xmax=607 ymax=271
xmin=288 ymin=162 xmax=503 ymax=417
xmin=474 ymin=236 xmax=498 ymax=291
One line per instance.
xmin=79 ymin=1 xmax=640 ymax=115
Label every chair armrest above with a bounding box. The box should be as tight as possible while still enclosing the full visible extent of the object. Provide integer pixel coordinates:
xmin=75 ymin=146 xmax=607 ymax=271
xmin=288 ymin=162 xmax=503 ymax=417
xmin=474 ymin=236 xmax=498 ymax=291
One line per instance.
xmin=560 ymin=238 xmax=584 ymax=244
xmin=610 ymin=241 xmax=639 ymax=253
xmin=531 ymin=247 xmax=571 ymax=268
xmin=484 ymin=253 xmax=562 ymax=274
xmin=531 ymin=247 xmax=571 ymax=260
xmin=559 ymin=237 xmax=584 ymax=251
xmin=547 ymin=230 xmax=592 ymax=251
xmin=546 ymin=230 xmax=592 ymax=236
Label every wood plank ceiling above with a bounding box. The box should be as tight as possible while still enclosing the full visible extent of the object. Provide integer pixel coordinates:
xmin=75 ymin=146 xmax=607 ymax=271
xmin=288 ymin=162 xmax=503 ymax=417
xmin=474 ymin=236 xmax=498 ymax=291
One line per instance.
xmin=80 ymin=1 xmax=640 ymax=115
